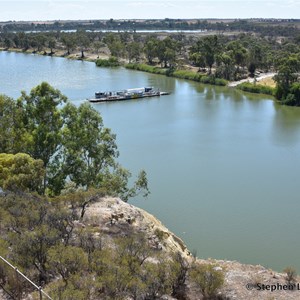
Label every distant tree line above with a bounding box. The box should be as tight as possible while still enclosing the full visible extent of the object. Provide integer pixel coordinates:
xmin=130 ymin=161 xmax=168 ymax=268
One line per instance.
xmin=1 ymin=18 xmax=300 ymax=37
xmin=1 ymin=28 xmax=300 ymax=105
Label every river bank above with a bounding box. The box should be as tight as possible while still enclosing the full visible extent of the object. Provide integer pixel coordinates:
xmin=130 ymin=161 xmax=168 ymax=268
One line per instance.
xmin=1 ymin=47 xmax=276 ymax=95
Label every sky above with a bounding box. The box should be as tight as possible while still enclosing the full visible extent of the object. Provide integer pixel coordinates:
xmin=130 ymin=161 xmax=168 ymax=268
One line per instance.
xmin=0 ymin=0 xmax=299 ymax=22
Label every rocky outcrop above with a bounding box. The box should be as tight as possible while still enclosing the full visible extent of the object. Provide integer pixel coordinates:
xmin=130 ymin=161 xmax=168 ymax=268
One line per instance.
xmin=80 ymin=197 xmax=299 ymax=300
xmin=81 ymin=197 xmax=191 ymax=258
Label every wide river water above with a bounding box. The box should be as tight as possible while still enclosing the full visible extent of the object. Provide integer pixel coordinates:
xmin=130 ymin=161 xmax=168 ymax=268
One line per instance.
xmin=1 ymin=51 xmax=300 ymax=272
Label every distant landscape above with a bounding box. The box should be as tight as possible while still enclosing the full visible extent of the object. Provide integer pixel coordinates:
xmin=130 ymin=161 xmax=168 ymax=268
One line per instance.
xmin=1 ymin=18 xmax=300 ymax=105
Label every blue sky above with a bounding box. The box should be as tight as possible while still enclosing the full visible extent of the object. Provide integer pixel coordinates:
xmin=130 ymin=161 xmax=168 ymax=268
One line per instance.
xmin=1 ymin=0 xmax=299 ymax=21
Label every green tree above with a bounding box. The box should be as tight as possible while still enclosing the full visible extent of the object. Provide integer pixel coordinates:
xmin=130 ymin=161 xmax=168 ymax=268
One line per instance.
xmin=17 ymin=82 xmax=67 ymax=191
xmin=227 ymin=40 xmax=248 ymax=71
xmin=189 ymin=52 xmax=206 ymax=71
xmin=47 ymin=244 xmax=88 ymax=285
xmin=191 ymin=35 xmax=220 ymax=73
xmin=216 ymin=53 xmax=235 ymax=80
xmin=12 ymin=224 xmax=60 ymax=284
xmin=18 ymin=82 xmax=67 ymax=167
xmin=143 ymin=37 xmax=158 ymax=64
xmin=58 ymin=102 xmax=118 ymax=191
xmin=274 ymin=54 xmax=300 ymax=102
xmin=48 ymin=38 xmax=56 ymax=55
xmin=0 ymin=94 xmax=28 ymax=153
xmin=126 ymin=41 xmax=141 ymax=63
xmin=76 ymin=30 xmax=90 ymax=58
xmin=108 ymin=40 xmax=125 ymax=58
xmin=61 ymin=33 xmax=76 ymax=55
xmin=0 ymin=153 xmax=45 ymax=193
xmin=1 ymin=83 xmax=149 ymax=199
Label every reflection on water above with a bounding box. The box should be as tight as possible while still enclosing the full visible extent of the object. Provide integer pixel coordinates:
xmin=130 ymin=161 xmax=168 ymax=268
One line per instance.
xmin=1 ymin=51 xmax=300 ymax=272
xmin=272 ymin=103 xmax=300 ymax=147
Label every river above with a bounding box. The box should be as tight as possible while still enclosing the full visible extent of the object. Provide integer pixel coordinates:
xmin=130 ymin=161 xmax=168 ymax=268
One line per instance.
xmin=1 ymin=51 xmax=300 ymax=272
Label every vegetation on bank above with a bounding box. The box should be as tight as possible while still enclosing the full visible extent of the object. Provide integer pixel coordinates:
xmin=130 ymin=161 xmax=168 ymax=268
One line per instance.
xmin=1 ymin=24 xmax=300 ymax=104
xmin=95 ymin=56 xmax=120 ymax=67
xmin=125 ymin=63 xmax=167 ymax=75
xmin=236 ymin=82 xmax=275 ymax=96
xmin=125 ymin=63 xmax=228 ymax=86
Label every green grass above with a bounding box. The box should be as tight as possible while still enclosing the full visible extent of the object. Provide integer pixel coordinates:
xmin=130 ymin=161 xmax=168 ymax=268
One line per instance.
xmin=236 ymin=82 xmax=275 ymax=96
xmin=125 ymin=63 xmax=228 ymax=86
xmin=96 ymin=56 xmax=120 ymax=67
xmin=125 ymin=63 xmax=167 ymax=75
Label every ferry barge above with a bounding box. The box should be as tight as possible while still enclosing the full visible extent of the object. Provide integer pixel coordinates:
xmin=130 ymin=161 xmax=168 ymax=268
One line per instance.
xmin=88 ymin=87 xmax=169 ymax=103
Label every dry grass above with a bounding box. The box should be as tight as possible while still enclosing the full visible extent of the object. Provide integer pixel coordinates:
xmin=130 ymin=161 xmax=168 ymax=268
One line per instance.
xmin=258 ymin=77 xmax=276 ymax=88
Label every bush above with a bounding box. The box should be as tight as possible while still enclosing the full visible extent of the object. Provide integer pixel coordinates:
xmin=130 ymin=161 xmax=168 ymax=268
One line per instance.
xmin=95 ymin=56 xmax=120 ymax=67
xmin=190 ymin=263 xmax=225 ymax=299
xmin=237 ymin=82 xmax=275 ymax=95
xmin=172 ymin=70 xmax=202 ymax=81
xmin=200 ymin=75 xmax=213 ymax=84
xmin=125 ymin=63 xmax=167 ymax=75
xmin=125 ymin=63 xmax=228 ymax=87
xmin=283 ymin=266 xmax=297 ymax=284
xmin=215 ymin=78 xmax=228 ymax=86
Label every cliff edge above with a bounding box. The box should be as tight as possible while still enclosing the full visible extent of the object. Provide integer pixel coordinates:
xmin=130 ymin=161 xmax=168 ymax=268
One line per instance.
xmin=81 ymin=197 xmax=300 ymax=300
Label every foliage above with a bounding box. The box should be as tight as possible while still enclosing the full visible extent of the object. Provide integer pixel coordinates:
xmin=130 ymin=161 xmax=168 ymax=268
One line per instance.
xmin=126 ymin=64 xmax=227 ymax=86
xmin=2 ymin=28 xmax=300 ymax=105
xmin=190 ymin=35 xmax=221 ymax=73
xmin=17 ymin=82 xmax=67 ymax=168
xmin=274 ymin=54 xmax=300 ymax=105
xmin=1 ymin=83 xmax=149 ymax=200
xmin=283 ymin=266 xmax=297 ymax=284
xmin=47 ymin=244 xmax=88 ymax=284
xmin=0 ymin=153 xmax=45 ymax=193
xmin=76 ymin=30 xmax=91 ymax=58
xmin=125 ymin=63 xmax=167 ymax=75
xmin=0 ymin=187 xmax=190 ymax=299
xmin=95 ymin=56 xmax=120 ymax=67
xmin=0 ymin=94 xmax=28 ymax=154
xmin=190 ymin=263 xmax=225 ymax=299
xmin=237 ymin=82 xmax=275 ymax=95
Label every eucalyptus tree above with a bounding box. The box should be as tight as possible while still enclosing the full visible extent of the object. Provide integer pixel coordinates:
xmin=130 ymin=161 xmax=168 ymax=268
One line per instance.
xmin=76 ymin=30 xmax=91 ymax=58
xmin=143 ymin=36 xmax=159 ymax=64
xmin=1 ymin=82 xmax=149 ymax=198
xmin=0 ymin=94 xmax=27 ymax=154
xmin=190 ymin=35 xmax=221 ymax=73
xmin=48 ymin=38 xmax=56 ymax=54
xmin=61 ymin=33 xmax=76 ymax=55
xmin=0 ymin=153 xmax=45 ymax=194
xmin=126 ymin=41 xmax=141 ymax=63
xmin=274 ymin=54 xmax=300 ymax=103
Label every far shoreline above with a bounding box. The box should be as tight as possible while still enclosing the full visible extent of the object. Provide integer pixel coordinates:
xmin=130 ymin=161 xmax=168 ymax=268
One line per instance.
xmin=1 ymin=47 xmax=277 ymax=97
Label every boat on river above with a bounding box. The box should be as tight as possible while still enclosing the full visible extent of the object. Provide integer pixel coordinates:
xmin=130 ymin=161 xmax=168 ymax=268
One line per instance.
xmin=88 ymin=87 xmax=170 ymax=103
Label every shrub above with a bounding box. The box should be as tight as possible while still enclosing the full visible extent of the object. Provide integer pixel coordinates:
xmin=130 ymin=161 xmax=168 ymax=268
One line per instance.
xmin=126 ymin=63 xmax=228 ymax=87
xmin=96 ymin=56 xmax=120 ymax=67
xmin=237 ymin=82 xmax=275 ymax=95
xmin=215 ymin=78 xmax=228 ymax=86
xmin=190 ymin=263 xmax=225 ymax=299
xmin=125 ymin=63 xmax=167 ymax=75
xmin=283 ymin=267 xmax=297 ymax=284
xmin=200 ymin=75 xmax=213 ymax=84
